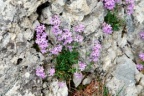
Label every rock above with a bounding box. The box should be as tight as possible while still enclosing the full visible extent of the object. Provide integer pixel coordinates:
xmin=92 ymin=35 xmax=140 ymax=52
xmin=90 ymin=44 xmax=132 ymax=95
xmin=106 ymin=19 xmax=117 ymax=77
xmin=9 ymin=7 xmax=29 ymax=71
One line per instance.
xmin=25 ymin=72 xmax=30 ymax=78
xmin=83 ymin=2 xmax=104 ymax=35
xmin=136 ymin=85 xmax=143 ymax=94
xmin=123 ymin=46 xmax=134 ymax=60
xmin=126 ymin=15 xmax=135 ymax=33
xmin=106 ymin=55 xmax=140 ymax=96
xmin=62 ymin=11 xmax=84 ymax=23
xmin=86 ymin=0 xmax=98 ymax=12
xmin=82 ymin=76 xmax=92 ymax=85
xmin=102 ymin=56 xmax=112 ymax=71
xmin=113 ymin=55 xmax=137 ymax=86
xmin=51 ymin=0 xmax=66 ymax=14
xmin=45 ymin=80 xmax=68 ymax=96
xmin=5 ymin=82 xmax=21 ymax=96
xmin=43 ymin=82 xmax=47 ymax=88
xmin=124 ymin=86 xmax=138 ymax=96
xmin=0 ymin=0 xmax=143 ymax=96
xmin=83 ymin=16 xmax=100 ymax=34
xmin=20 ymin=18 xmax=32 ymax=28
xmin=134 ymin=0 xmax=144 ymax=24
xmin=140 ymin=76 xmax=144 ymax=87
xmin=73 ymin=74 xmax=84 ymax=87
xmin=23 ymin=29 xmax=34 ymax=41
xmin=106 ymin=77 xmax=125 ymax=95
xmin=40 ymin=7 xmax=52 ymax=25
xmin=135 ymin=73 xmax=144 ymax=83
xmin=66 ymin=0 xmax=90 ymax=15
xmin=118 ymin=35 xmax=127 ymax=47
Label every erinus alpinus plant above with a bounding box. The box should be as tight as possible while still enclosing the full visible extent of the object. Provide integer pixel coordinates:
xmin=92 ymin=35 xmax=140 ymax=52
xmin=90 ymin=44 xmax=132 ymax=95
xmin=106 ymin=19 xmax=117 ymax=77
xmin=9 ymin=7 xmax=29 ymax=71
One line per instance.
xmin=35 ymin=15 xmax=102 ymax=88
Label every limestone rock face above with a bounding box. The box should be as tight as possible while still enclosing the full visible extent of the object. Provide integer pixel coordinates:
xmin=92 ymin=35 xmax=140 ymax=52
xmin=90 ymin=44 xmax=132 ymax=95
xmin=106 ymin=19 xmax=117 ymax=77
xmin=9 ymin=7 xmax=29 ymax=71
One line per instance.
xmin=0 ymin=0 xmax=47 ymax=96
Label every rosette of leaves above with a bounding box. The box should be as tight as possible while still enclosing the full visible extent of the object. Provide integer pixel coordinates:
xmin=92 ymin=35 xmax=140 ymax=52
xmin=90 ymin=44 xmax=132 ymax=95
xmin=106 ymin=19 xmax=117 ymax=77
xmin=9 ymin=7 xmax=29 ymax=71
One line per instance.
xmin=104 ymin=10 xmax=125 ymax=31
xmin=55 ymin=48 xmax=79 ymax=81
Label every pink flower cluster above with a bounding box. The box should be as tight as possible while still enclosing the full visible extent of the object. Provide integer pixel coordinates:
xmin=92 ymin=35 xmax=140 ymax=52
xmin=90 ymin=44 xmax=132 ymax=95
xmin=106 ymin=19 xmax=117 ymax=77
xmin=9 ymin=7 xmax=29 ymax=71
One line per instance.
xmin=73 ymin=24 xmax=85 ymax=43
xmin=50 ymin=15 xmax=85 ymax=53
xmin=136 ymin=64 xmax=143 ymax=71
xmin=50 ymin=15 xmax=61 ymax=26
xmin=49 ymin=68 xmax=55 ymax=76
xmin=74 ymin=24 xmax=85 ymax=33
xmin=50 ymin=45 xmax=62 ymax=55
xmin=78 ymin=61 xmax=86 ymax=71
xmin=102 ymin=22 xmax=113 ymax=34
xmin=50 ymin=15 xmax=74 ymax=53
xmin=90 ymin=43 xmax=101 ymax=62
xmin=35 ymin=24 xmax=48 ymax=54
xmin=61 ymin=29 xmax=73 ymax=45
xmin=139 ymin=53 xmax=144 ymax=61
xmin=36 ymin=66 xmax=46 ymax=79
xmin=103 ymin=0 xmax=134 ymax=15
xmin=139 ymin=31 xmax=144 ymax=40
xmin=103 ymin=0 xmax=116 ymax=10
xmin=58 ymin=81 xmax=66 ymax=88
xmin=125 ymin=0 xmax=134 ymax=15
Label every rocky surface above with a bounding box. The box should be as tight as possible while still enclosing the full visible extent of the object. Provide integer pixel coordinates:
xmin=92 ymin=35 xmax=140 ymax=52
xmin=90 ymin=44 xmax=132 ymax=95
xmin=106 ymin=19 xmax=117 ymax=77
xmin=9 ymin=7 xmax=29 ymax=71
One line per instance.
xmin=0 ymin=0 xmax=144 ymax=96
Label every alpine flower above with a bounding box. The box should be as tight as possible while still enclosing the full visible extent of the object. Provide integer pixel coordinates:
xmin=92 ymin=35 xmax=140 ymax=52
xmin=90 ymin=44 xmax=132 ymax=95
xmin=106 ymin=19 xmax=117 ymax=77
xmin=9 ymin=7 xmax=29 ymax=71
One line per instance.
xmin=36 ymin=66 xmax=46 ymax=79
xmin=78 ymin=61 xmax=86 ymax=71
xmin=139 ymin=31 xmax=144 ymax=40
xmin=102 ymin=22 xmax=113 ymax=34
xmin=139 ymin=53 xmax=144 ymax=61
xmin=49 ymin=68 xmax=55 ymax=76
xmin=136 ymin=64 xmax=143 ymax=71
xmin=103 ymin=0 xmax=116 ymax=10
xmin=74 ymin=24 xmax=85 ymax=33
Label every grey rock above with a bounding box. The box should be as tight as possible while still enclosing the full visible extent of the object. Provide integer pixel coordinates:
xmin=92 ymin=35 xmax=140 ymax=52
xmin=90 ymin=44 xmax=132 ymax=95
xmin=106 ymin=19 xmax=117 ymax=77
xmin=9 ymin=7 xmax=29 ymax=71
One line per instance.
xmin=114 ymin=55 xmax=137 ymax=86
xmin=126 ymin=15 xmax=135 ymax=33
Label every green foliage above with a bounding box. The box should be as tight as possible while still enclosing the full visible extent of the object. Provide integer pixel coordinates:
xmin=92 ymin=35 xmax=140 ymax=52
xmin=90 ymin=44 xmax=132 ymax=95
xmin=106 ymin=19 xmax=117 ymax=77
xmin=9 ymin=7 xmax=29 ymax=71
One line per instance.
xmin=141 ymin=61 xmax=144 ymax=65
xmin=104 ymin=11 xmax=124 ymax=31
xmin=55 ymin=48 xmax=79 ymax=80
xmin=103 ymin=86 xmax=110 ymax=96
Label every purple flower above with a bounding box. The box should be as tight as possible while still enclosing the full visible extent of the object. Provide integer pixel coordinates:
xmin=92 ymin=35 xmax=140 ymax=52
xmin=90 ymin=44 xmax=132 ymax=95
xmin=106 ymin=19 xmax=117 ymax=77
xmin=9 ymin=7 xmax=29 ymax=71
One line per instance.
xmin=125 ymin=0 xmax=134 ymax=15
xmin=93 ymin=43 xmax=102 ymax=50
xmin=62 ymin=29 xmax=72 ymax=40
xmin=50 ymin=45 xmax=62 ymax=55
xmin=50 ymin=15 xmax=61 ymax=26
xmin=35 ymin=24 xmax=46 ymax=33
xmin=74 ymin=34 xmax=83 ymax=42
xmin=63 ymin=36 xmax=73 ymax=45
xmin=57 ymin=35 xmax=64 ymax=41
xmin=115 ymin=0 xmax=121 ymax=3
xmin=35 ymin=24 xmax=48 ymax=54
xmin=36 ymin=66 xmax=46 ymax=79
xmin=61 ymin=29 xmax=73 ymax=45
xmin=78 ymin=61 xmax=86 ymax=71
xmin=126 ymin=3 xmax=134 ymax=15
xmin=102 ymin=22 xmax=113 ymax=34
xmin=90 ymin=43 xmax=101 ymax=62
xmin=74 ymin=72 xmax=83 ymax=78
xmin=51 ymin=26 xmax=62 ymax=36
xmin=103 ymin=0 xmax=115 ymax=10
xmin=74 ymin=24 xmax=85 ymax=33
xmin=49 ymin=68 xmax=55 ymax=76
xmin=66 ymin=45 xmax=73 ymax=51
xmin=139 ymin=31 xmax=144 ymax=40
xmin=139 ymin=53 xmax=144 ymax=61
xmin=136 ymin=64 xmax=143 ymax=71
xmin=58 ymin=81 xmax=66 ymax=88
